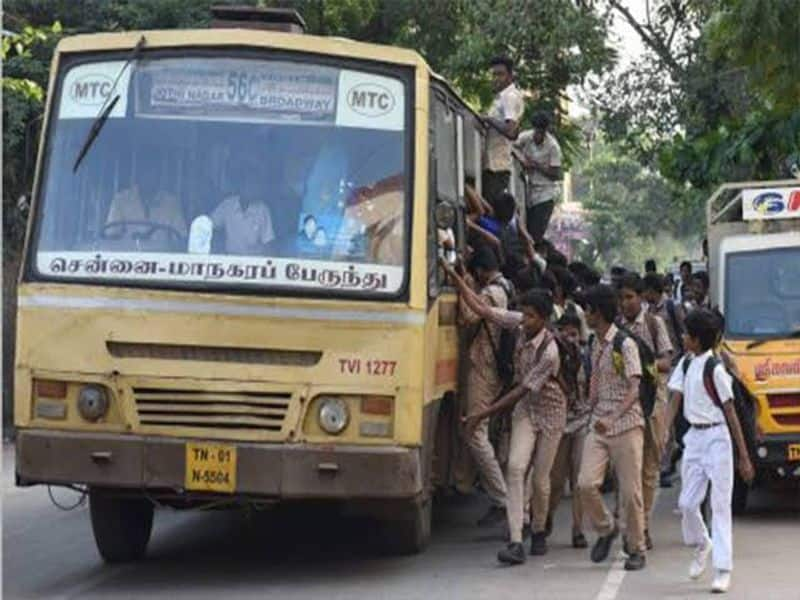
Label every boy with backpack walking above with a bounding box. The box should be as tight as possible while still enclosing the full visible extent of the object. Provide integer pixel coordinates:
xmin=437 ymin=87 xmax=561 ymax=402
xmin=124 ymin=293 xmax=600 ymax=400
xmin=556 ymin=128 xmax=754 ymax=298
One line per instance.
xmin=443 ymin=260 xmax=569 ymax=565
xmin=618 ymin=273 xmax=674 ymax=550
xmin=577 ymin=284 xmax=648 ymax=571
xmin=547 ymin=312 xmax=592 ymax=548
xmin=666 ymin=309 xmax=754 ymax=594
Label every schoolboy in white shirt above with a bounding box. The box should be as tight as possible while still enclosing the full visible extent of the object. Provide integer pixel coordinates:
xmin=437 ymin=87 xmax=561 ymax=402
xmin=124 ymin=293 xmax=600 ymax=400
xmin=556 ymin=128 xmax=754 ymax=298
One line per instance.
xmin=666 ymin=309 xmax=754 ymax=594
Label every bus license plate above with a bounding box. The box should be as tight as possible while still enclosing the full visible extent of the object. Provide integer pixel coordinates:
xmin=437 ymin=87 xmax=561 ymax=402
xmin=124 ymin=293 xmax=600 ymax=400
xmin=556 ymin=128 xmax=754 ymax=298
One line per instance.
xmin=788 ymin=444 xmax=800 ymax=462
xmin=185 ymin=442 xmax=237 ymax=493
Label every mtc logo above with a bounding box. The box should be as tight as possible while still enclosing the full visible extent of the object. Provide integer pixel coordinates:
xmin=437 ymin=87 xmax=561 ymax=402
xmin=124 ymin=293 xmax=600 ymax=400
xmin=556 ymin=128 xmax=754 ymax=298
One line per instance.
xmin=70 ymin=74 xmax=113 ymax=105
xmin=347 ymin=83 xmax=395 ymax=117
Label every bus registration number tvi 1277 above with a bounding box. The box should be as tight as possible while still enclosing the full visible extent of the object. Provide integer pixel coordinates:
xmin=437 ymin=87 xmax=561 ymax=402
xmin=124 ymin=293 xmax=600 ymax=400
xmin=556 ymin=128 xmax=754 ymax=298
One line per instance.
xmin=185 ymin=443 xmax=237 ymax=493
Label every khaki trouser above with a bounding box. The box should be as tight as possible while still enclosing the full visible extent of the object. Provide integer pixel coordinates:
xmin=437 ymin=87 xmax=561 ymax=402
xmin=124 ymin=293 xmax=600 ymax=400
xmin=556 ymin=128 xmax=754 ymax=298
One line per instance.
xmin=465 ymin=369 xmax=507 ymax=507
xmin=548 ymin=428 xmax=587 ymax=533
xmin=642 ymin=399 xmax=667 ymax=528
xmin=578 ymin=426 xmax=646 ymax=554
xmin=506 ymin=404 xmax=562 ymax=542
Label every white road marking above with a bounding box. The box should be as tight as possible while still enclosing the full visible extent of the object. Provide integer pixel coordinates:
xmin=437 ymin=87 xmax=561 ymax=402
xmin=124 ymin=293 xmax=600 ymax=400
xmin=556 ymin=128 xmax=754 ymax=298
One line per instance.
xmin=592 ymin=477 xmax=664 ymax=600
xmin=594 ymin=551 xmax=628 ymax=600
xmin=53 ymin=564 xmax=135 ymax=600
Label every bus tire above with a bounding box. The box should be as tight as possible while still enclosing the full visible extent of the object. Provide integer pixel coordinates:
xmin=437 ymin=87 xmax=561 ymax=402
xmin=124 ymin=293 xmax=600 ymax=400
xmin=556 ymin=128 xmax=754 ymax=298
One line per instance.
xmin=382 ymin=497 xmax=432 ymax=555
xmin=89 ymin=489 xmax=154 ymax=563
xmin=731 ymin=475 xmax=749 ymax=515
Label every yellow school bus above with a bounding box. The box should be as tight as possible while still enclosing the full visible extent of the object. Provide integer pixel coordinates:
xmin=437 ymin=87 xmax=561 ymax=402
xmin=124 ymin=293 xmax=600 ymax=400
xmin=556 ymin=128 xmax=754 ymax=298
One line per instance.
xmin=13 ymin=8 xmax=502 ymax=559
xmin=706 ymin=180 xmax=800 ymax=511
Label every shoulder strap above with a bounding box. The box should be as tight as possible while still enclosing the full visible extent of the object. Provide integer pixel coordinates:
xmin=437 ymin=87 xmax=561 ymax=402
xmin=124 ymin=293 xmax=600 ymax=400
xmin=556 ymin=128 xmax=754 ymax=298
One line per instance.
xmin=703 ymin=356 xmax=724 ymax=408
xmin=613 ymin=329 xmax=627 ymax=353
xmin=645 ymin=312 xmax=660 ymax=351
xmin=682 ymin=356 xmax=692 ymax=376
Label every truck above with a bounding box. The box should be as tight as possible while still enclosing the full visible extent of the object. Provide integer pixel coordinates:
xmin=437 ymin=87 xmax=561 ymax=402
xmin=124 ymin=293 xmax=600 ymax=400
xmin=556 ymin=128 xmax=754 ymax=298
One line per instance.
xmin=706 ymin=180 xmax=800 ymax=511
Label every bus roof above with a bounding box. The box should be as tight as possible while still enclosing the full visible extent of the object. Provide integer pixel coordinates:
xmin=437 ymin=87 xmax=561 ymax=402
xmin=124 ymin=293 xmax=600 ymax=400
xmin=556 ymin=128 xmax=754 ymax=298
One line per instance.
xmin=54 ymin=28 xmax=483 ymax=119
xmin=56 ymin=28 xmax=427 ymax=74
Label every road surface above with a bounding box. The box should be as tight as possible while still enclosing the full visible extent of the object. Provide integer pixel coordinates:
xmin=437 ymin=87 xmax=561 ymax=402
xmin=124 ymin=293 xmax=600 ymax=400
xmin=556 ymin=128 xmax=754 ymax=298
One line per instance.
xmin=3 ymin=443 xmax=798 ymax=599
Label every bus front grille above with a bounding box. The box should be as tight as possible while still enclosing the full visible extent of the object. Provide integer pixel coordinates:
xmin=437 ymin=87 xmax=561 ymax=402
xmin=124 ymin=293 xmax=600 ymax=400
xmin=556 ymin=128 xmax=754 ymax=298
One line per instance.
xmin=133 ymin=388 xmax=292 ymax=432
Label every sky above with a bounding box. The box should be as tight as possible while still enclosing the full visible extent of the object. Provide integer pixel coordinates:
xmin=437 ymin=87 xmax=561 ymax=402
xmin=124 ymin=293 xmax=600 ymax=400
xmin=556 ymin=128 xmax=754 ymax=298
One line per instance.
xmin=570 ymin=0 xmax=646 ymax=117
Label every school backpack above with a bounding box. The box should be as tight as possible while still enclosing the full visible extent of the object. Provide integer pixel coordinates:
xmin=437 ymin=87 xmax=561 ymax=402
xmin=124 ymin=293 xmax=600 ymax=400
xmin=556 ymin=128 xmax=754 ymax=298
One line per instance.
xmin=614 ymin=326 xmax=660 ymax=418
xmin=681 ymin=354 xmax=724 ymax=408
xmin=587 ymin=326 xmax=659 ymax=418
xmin=535 ymin=328 xmax=582 ymax=407
xmin=479 ymin=278 xmax=517 ymax=389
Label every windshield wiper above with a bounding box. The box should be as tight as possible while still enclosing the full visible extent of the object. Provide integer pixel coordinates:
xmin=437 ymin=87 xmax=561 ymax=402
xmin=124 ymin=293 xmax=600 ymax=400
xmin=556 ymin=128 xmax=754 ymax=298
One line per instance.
xmin=746 ymin=329 xmax=800 ymax=350
xmin=72 ymin=35 xmax=146 ymax=173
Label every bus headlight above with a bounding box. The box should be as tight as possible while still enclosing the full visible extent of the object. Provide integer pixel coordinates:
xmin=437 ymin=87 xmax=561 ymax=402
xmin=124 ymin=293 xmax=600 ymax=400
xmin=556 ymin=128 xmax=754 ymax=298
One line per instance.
xmin=77 ymin=385 xmax=109 ymax=422
xmin=318 ymin=397 xmax=349 ymax=435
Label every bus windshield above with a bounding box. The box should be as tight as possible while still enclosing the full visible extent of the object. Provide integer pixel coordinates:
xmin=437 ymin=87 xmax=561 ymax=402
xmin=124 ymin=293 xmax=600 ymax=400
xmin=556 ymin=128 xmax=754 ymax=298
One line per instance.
xmin=725 ymin=246 xmax=800 ymax=338
xmin=33 ymin=54 xmax=410 ymax=296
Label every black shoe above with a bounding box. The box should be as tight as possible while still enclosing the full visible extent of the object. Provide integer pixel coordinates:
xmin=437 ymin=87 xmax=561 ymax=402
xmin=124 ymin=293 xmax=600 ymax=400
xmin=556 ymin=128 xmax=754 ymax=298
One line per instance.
xmin=659 ymin=474 xmax=673 ymax=488
xmin=572 ymin=531 xmax=588 ymax=549
xmin=624 ymin=552 xmax=646 ymax=571
xmin=529 ymin=531 xmax=548 ymax=556
xmin=477 ymin=505 xmax=506 ymax=527
xmin=498 ymin=542 xmax=526 ymax=565
xmin=645 ymin=529 xmax=653 ymax=551
xmin=622 ymin=536 xmax=633 ymax=556
xmin=590 ymin=527 xmax=619 ymax=563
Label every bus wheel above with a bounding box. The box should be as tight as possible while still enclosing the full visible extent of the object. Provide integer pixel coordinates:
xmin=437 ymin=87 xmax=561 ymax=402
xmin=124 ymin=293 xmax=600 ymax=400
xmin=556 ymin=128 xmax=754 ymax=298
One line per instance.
xmin=89 ymin=489 xmax=154 ymax=563
xmin=382 ymin=497 xmax=432 ymax=555
xmin=732 ymin=475 xmax=749 ymax=515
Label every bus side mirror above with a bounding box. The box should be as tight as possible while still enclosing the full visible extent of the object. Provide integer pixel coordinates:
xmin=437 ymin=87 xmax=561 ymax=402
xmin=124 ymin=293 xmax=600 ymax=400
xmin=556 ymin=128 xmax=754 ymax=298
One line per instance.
xmin=434 ymin=200 xmax=456 ymax=230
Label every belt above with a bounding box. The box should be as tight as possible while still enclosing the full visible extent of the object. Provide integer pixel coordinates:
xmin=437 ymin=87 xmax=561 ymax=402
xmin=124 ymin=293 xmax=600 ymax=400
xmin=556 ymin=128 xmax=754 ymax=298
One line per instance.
xmin=690 ymin=422 xmax=724 ymax=430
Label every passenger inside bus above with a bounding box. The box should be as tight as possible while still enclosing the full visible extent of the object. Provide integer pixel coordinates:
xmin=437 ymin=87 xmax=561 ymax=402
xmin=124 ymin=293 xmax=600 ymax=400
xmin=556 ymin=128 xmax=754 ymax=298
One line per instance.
xmin=210 ymin=157 xmax=276 ymax=256
xmin=104 ymin=150 xmax=188 ymax=251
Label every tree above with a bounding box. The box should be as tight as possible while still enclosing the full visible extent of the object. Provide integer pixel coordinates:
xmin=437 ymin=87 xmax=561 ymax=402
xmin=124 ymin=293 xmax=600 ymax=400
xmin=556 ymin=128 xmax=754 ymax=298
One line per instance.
xmin=592 ymin=0 xmax=800 ymax=191
xmin=571 ymin=136 xmax=702 ymax=271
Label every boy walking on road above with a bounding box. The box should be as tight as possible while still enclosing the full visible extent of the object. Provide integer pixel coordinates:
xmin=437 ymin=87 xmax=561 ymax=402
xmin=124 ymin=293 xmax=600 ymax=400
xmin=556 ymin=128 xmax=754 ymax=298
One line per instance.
xmin=666 ymin=309 xmax=755 ymax=594
xmin=577 ymin=284 xmax=647 ymax=571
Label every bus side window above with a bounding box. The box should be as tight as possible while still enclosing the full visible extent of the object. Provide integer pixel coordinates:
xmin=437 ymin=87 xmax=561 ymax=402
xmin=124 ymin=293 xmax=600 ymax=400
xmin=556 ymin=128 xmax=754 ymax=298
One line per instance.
xmin=429 ymin=92 xmax=460 ymax=298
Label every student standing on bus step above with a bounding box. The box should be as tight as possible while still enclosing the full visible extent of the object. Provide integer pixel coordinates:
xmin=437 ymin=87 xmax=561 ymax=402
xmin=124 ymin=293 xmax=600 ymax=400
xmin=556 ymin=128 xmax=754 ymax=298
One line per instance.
xmin=445 ymin=261 xmax=566 ymax=565
xmin=514 ymin=112 xmax=562 ymax=242
xmin=456 ymin=246 xmax=513 ymax=527
xmin=577 ymin=284 xmax=647 ymax=571
xmin=482 ymin=56 xmax=524 ymax=207
xmin=618 ymin=273 xmax=673 ymax=551
xmin=665 ymin=309 xmax=755 ymax=594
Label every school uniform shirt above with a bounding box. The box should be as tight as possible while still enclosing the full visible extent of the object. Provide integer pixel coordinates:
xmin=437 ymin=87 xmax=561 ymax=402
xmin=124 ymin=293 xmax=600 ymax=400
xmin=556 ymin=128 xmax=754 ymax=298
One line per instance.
xmin=667 ymin=351 xmax=732 ymax=425
xmin=623 ymin=308 xmax=673 ymax=358
xmin=589 ymin=324 xmax=644 ymax=436
xmin=485 ymin=83 xmax=525 ymax=173
xmin=514 ymin=130 xmax=562 ymax=206
xmin=459 ymin=275 xmax=510 ymax=370
xmin=650 ymin=297 xmax=685 ymax=355
xmin=488 ymin=308 xmax=567 ymax=437
xmin=211 ymin=196 xmax=275 ymax=256
xmin=564 ymin=358 xmax=591 ymax=435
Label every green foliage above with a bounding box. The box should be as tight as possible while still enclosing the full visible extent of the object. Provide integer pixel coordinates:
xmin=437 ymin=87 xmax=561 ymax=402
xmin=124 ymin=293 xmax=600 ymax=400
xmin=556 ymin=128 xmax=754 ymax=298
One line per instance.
xmin=572 ymin=137 xmax=702 ymax=271
xmin=595 ymin=0 xmax=800 ymax=195
xmin=2 ymin=21 xmax=63 ymax=255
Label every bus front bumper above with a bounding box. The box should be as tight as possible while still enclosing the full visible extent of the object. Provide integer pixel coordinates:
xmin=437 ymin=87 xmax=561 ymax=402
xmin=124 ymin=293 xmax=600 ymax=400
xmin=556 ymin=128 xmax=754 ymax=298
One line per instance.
xmin=15 ymin=429 xmax=423 ymax=499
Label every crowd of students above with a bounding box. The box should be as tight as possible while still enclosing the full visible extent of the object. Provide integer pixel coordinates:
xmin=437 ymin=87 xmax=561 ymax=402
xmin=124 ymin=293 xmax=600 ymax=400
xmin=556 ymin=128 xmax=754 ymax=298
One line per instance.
xmin=441 ymin=54 xmax=756 ymax=595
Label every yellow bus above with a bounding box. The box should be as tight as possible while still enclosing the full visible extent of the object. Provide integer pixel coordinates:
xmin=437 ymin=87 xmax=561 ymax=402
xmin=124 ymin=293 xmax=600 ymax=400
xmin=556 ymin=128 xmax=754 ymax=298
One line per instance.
xmin=13 ymin=8 xmax=524 ymax=560
xmin=706 ymin=180 xmax=800 ymax=511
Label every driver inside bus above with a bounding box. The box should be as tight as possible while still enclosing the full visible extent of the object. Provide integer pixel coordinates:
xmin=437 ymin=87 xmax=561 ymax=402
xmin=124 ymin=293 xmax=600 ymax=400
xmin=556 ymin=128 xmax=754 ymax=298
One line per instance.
xmin=210 ymin=158 xmax=276 ymax=256
xmin=105 ymin=151 xmax=187 ymax=246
